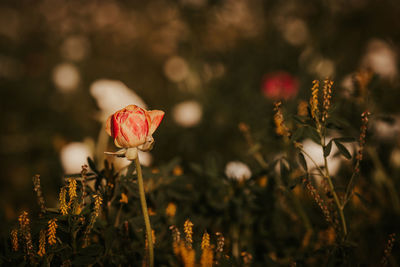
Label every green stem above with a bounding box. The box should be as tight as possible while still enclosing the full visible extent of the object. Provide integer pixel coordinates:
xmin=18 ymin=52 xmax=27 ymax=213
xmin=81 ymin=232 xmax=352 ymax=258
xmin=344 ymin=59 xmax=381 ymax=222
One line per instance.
xmin=323 ymin=159 xmax=347 ymax=238
xmin=134 ymin=157 xmax=154 ymax=267
xmin=321 ymin=136 xmax=347 ymax=239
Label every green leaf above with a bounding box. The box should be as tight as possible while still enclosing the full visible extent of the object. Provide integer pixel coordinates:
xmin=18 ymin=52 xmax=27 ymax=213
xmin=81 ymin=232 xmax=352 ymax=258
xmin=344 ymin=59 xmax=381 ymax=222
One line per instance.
xmin=279 ymin=158 xmax=290 ymax=184
xmin=87 ymin=157 xmax=97 ymax=173
xmin=298 ymin=153 xmax=308 ymax=172
xmin=324 ymin=140 xmax=333 ymax=157
xmin=334 ymin=140 xmax=352 ymax=159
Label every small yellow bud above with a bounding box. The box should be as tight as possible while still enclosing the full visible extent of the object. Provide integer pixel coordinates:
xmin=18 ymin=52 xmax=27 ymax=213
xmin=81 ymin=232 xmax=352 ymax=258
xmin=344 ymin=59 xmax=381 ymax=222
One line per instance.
xmin=166 ymin=202 xmax=177 ymax=217
xmin=173 ymin=165 xmax=183 ymax=176
xmin=120 ymin=193 xmax=128 ymax=204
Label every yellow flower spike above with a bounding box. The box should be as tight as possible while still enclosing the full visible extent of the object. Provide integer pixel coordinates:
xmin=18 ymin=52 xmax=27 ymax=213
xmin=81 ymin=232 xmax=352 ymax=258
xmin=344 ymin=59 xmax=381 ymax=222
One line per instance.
xmin=184 ymin=248 xmax=195 ymax=267
xmin=82 ymin=194 xmax=103 ymax=248
xmin=201 ymin=232 xmax=213 ymax=267
xmin=59 ymin=187 xmax=68 ymax=215
xmin=120 ymin=193 xmax=128 ymax=204
xmin=47 ymin=218 xmax=58 ymax=246
xmin=183 ymin=219 xmax=194 ymax=248
xmin=273 ymin=101 xmax=290 ymax=137
xmin=18 ymin=211 xmax=34 ymax=260
xmin=201 ymin=232 xmax=210 ymax=250
xmin=179 ymin=241 xmax=187 ymax=262
xmin=310 ymin=80 xmax=320 ymax=121
xmin=297 ymin=100 xmax=309 ymax=117
xmin=68 ymin=178 xmax=77 ymax=202
xmin=215 ymin=232 xmax=225 ymax=253
xmin=180 ymin=241 xmax=195 ymax=267
xmin=93 ymin=194 xmax=103 ymax=218
xmin=201 ymin=248 xmax=214 ymax=267
xmin=38 ymin=229 xmax=46 ymax=257
xmin=166 ymin=202 xmax=177 ymax=217
xmin=32 ymin=175 xmax=46 ymax=214
xmin=214 ymin=232 xmax=225 ymax=265
xmin=10 ymin=229 xmax=18 ymax=252
xmin=169 ymin=225 xmax=181 ymax=256
xmin=322 ymin=79 xmax=334 ymax=122
xmin=18 ymin=211 xmax=29 ymax=228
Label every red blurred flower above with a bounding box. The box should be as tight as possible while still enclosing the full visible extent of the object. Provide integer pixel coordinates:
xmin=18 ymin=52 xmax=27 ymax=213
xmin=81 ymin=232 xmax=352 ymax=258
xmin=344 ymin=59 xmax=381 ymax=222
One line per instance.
xmin=261 ymin=72 xmax=299 ymax=100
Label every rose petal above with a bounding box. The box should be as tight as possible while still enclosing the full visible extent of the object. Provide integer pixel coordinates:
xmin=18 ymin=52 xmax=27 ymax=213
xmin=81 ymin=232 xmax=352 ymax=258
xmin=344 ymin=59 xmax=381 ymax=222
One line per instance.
xmin=147 ymin=110 xmax=165 ymax=135
xmin=105 ymin=116 xmax=112 ymax=136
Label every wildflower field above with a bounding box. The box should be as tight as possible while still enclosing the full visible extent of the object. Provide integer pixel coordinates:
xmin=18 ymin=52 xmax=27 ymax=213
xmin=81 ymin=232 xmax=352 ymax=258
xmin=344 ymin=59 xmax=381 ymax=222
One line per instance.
xmin=1 ymin=0 xmax=400 ymax=266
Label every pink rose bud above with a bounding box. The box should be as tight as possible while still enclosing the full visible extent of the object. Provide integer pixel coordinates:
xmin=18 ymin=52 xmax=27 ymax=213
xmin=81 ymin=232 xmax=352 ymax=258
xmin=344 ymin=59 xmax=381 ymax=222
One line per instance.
xmin=105 ymin=105 xmax=164 ymax=149
xmin=261 ymin=71 xmax=299 ymax=100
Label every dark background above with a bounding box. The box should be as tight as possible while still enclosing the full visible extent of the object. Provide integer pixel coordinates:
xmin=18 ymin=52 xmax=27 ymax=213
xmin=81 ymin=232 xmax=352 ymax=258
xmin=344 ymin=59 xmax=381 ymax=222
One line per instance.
xmin=1 ymin=0 xmax=400 ymax=264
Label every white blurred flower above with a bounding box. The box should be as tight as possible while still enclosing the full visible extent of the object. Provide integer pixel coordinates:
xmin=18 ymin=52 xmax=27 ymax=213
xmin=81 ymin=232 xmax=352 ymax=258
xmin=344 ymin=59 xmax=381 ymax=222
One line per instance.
xmin=203 ymin=62 xmax=226 ymax=82
xmin=164 ymin=56 xmax=189 ymax=83
xmin=371 ymin=117 xmax=400 ymax=141
xmin=302 ymin=138 xmax=344 ymax=179
xmin=225 ymin=161 xmax=252 ymax=180
xmin=90 ymin=79 xmax=147 ymax=119
xmin=280 ymin=18 xmax=309 ymax=46
xmin=111 ymin=157 xmax=131 ymax=171
xmin=310 ymin=57 xmax=335 ymax=78
xmin=52 ymin=63 xmax=80 ymax=92
xmin=138 ymin=151 xmax=153 ymax=167
xmin=300 ymin=48 xmax=335 ymax=78
xmin=340 ymin=74 xmax=355 ymax=98
xmin=60 ymin=142 xmax=92 ymax=174
xmin=172 ymin=100 xmax=202 ymax=127
xmin=110 ymin=151 xmax=153 ymax=174
xmin=60 ymin=35 xmax=90 ymax=62
xmin=362 ymin=39 xmax=397 ymax=79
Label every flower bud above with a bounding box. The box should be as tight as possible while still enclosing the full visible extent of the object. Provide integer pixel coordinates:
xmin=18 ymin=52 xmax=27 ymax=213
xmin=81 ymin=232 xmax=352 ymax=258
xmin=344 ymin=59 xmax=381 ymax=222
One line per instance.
xmin=105 ymin=105 xmax=164 ymax=150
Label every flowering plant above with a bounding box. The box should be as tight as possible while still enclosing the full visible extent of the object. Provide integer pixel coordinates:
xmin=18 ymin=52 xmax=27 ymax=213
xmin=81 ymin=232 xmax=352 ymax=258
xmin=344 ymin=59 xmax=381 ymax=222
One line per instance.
xmin=105 ymin=104 xmax=164 ymax=267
